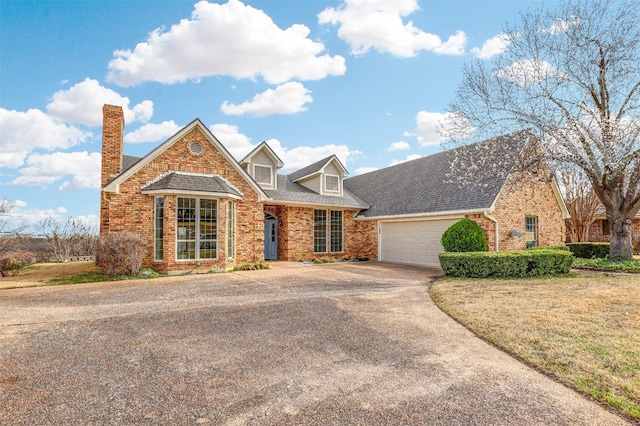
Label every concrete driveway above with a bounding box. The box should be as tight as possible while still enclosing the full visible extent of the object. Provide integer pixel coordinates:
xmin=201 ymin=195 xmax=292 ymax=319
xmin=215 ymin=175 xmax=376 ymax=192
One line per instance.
xmin=0 ymin=262 xmax=627 ymax=425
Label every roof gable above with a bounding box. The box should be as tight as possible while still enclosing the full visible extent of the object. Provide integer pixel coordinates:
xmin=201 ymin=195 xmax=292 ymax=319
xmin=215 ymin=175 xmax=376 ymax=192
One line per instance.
xmin=288 ymin=155 xmax=348 ymax=182
xmin=103 ymin=119 xmax=268 ymax=200
xmin=240 ymin=141 xmax=284 ymax=169
xmin=344 ymin=130 xmax=533 ymax=218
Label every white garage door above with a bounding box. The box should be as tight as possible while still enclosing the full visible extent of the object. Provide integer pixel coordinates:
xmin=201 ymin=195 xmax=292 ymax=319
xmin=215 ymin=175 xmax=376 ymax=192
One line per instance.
xmin=379 ymin=218 xmax=461 ymax=267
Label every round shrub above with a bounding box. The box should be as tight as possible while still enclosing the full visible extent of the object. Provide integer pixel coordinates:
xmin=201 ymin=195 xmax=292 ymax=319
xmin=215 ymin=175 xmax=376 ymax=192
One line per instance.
xmin=441 ymin=219 xmax=488 ymax=252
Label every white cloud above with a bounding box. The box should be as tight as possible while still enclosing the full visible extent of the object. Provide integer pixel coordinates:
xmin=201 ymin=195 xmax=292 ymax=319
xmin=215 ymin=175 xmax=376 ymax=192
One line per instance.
xmin=405 ymin=110 xmax=476 ymax=147
xmin=221 ymin=82 xmax=313 ymax=117
xmin=12 ymin=151 xmax=101 ymax=190
xmin=471 ymin=33 xmax=510 ymax=59
xmin=210 ymin=123 xmax=256 ymax=160
xmin=124 ymin=120 xmax=181 ymax=143
xmin=318 ymin=0 xmax=466 ymax=57
xmin=0 ymin=108 xmax=91 ymax=168
xmin=107 ymin=0 xmax=346 ymax=87
xmin=46 ymin=78 xmax=154 ymax=126
xmin=210 ymin=123 xmax=358 ymax=172
xmin=540 ymin=16 xmax=580 ymax=35
xmin=390 ymin=154 xmax=422 ymax=166
xmin=355 ymin=166 xmax=379 ymax=175
xmin=386 ymin=141 xmax=410 ymax=152
xmin=494 ymin=58 xmax=556 ymax=85
xmin=14 ymin=200 xmax=27 ymax=208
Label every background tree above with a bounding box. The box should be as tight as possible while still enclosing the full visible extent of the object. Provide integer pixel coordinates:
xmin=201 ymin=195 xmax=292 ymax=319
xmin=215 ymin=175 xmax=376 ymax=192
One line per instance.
xmin=37 ymin=216 xmax=97 ymax=262
xmin=0 ymin=197 xmax=27 ymax=256
xmin=560 ymin=168 xmax=601 ymax=242
xmin=444 ymin=0 xmax=640 ymax=258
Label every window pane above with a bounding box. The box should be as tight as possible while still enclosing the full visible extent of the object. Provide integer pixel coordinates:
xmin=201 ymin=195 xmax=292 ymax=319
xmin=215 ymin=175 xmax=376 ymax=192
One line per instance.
xmin=227 ymin=201 xmax=234 ymax=258
xmin=199 ymin=199 xmax=217 ymax=259
xmin=325 ymin=175 xmax=339 ymax=192
xmin=177 ymin=198 xmax=197 ymax=259
xmin=314 ymin=209 xmax=327 ymax=253
xmin=154 ymin=197 xmax=164 ymax=261
xmin=525 ymin=216 xmax=538 ymax=248
xmin=330 ymin=210 xmax=343 ymax=252
xmin=254 ymin=165 xmax=272 ymax=185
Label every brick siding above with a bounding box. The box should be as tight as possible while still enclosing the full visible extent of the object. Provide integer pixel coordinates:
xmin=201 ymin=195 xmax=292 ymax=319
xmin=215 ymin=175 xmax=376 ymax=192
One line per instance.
xmin=101 ymin=118 xmax=264 ymax=273
xmin=264 ymin=205 xmax=378 ymax=261
xmin=468 ymin=179 xmax=566 ymax=251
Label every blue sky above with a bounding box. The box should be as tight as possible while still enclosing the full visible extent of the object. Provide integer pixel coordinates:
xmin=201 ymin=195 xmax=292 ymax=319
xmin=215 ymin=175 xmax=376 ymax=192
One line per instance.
xmin=0 ymin=0 xmax=548 ymax=230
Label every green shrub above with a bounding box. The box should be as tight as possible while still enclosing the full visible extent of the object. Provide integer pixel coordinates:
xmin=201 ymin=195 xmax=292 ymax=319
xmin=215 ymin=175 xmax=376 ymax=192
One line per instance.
xmin=441 ymin=219 xmax=488 ymax=252
xmin=566 ymin=242 xmax=610 ymax=259
xmin=438 ymin=250 xmax=574 ymax=278
xmin=527 ymin=245 xmax=570 ymax=251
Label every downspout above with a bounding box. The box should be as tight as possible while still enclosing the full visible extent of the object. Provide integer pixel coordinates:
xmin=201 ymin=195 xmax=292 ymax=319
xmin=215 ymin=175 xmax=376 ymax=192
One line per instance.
xmin=484 ymin=211 xmax=499 ymax=252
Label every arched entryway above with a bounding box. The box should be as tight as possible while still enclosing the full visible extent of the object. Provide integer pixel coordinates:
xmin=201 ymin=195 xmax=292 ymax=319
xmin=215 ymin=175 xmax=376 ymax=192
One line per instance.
xmin=264 ymin=212 xmax=278 ymax=260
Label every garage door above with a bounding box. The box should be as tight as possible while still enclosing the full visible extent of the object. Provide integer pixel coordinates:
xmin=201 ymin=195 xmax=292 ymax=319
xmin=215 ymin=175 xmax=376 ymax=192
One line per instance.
xmin=379 ymin=219 xmax=461 ymax=267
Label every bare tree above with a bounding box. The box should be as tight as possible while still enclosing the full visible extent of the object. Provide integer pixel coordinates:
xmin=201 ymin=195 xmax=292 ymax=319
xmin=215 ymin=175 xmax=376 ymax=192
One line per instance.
xmin=0 ymin=197 xmax=27 ymax=256
xmin=37 ymin=216 xmax=96 ymax=262
xmin=560 ymin=168 xmax=601 ymax=242
xmin=445 ymin=0 xmax=640 ymax=258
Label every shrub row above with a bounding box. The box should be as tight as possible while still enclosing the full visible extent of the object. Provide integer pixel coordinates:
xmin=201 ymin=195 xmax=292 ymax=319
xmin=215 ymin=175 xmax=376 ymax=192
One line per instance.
xmin=439 ymin=249 xmax=574 ymax=278
xmin=528 ymin=245 xmax=571 ymax=252
xmin=0 ymin=250 xmax=36 ymax=277
xmin=566 ymin=242 xmax=610 ymax=259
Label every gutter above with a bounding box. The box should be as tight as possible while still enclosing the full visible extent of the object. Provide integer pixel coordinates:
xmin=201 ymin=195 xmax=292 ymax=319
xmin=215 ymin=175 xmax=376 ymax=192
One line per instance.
xmin=484 ymin=211 xmax=499 ymax=252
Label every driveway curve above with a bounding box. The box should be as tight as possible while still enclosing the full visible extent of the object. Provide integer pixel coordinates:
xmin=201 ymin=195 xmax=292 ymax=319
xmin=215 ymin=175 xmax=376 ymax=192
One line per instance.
xmin=0 ymin=261 xmax=628 ymax=425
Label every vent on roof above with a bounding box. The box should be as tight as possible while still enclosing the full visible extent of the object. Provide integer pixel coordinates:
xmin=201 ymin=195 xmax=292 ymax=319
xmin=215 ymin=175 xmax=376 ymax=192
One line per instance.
xmin=189 ymin=142 xmax=204 ymax=155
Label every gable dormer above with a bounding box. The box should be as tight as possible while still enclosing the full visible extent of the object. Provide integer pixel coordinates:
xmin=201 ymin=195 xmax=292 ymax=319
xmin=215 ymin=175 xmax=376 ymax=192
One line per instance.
xmin=240 ymin=141 xmax=284 ymax=190
xmin=289 ymin=155 xmax=348 ymax=197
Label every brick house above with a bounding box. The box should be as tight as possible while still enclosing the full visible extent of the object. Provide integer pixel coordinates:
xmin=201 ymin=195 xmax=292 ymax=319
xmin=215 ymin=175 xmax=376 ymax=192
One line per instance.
xmin=100 ymin=105 xmax=569 ymax=272
xmin=581 ymin=209 xmax=640 ymax=251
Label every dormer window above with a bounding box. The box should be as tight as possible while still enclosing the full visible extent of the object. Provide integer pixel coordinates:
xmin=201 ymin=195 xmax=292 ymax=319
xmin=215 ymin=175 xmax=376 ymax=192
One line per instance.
xmin=325 ymin=175 xmax=340 ymax=193
xmin=254 ymin=165 xmax=272 ymax=185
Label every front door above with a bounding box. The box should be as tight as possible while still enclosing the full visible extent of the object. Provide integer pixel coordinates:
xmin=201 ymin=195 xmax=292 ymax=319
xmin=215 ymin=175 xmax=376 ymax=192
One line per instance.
xmin=264 ymin=215 xmax=278 ymax=260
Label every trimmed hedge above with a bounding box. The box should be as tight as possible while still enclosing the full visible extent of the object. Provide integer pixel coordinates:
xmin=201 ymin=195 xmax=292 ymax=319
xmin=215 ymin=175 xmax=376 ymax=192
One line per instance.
xmin=439 ymin=250 xmax=574 ymax=278
xmin=527 ymin=245 xmax=571 ymax=252
xmin=566 ymin=242 xmax=610 ymax=259
xmin=441 ymin=219 xmax=488 ymax=252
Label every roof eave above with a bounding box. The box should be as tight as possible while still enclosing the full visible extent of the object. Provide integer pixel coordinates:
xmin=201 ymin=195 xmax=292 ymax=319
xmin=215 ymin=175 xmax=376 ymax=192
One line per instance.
xmin=355 ymin=208 xmax=489 ymax=221
xmin=140 ymin=189 xmax=244 ymax=200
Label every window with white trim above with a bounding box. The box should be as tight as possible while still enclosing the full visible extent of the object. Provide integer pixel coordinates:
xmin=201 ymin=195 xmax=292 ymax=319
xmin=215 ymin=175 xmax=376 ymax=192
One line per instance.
xmin=254 ymin=165 xmax=272 ymax=185
xmin=227 ymin=201 xmax=234 ymax=259
xmin=177 ymin=197 xmax=217 ymax=260
xmin=330 ymin=210 xmax=343 ymax=252
xmin=154 ymin=197 xmax=164 ymax=261
xmin=525 ymin=216 xmax=538 ymax=248
xmin=325 ymin=174 xmax=340 ymax=192
xmin=313 ymin=209 xmax=327 ymax=253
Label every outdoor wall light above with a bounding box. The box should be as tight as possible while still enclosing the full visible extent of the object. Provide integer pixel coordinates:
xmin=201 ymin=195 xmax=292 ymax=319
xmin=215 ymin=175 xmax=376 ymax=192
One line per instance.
xmin=510 ymin=229 xmax=524 ymax=237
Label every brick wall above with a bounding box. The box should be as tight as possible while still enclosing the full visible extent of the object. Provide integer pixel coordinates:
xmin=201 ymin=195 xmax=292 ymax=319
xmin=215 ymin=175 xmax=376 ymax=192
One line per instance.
xmin=469 ymin=179 xmax=566 ymax=251
xmin=587 ymin=218 xmax=640 ymax=249
xmin=264 ymin=205 xmax=378 ymax=261
xmin=101 ymin=119 xmax=264 ymax=273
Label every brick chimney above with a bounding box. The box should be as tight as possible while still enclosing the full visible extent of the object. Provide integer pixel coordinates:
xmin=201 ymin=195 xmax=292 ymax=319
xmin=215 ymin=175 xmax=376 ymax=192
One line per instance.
xmin=101 ymin=104 xmax=124 ymax=188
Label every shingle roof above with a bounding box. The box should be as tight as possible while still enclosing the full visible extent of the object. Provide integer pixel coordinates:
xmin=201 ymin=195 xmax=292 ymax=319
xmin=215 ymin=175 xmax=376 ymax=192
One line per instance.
xmin=141 ymin=172 xmax=243 ymax=197
xmin=265 ymin=175 xmax=369 ymax=209
xmin=288 ymin=155 xmax=338 ymax=182
xmin=122 ymin=155 xmax=142 ymax=173
xmin=344 ymin=130 xmax=532 ymax=218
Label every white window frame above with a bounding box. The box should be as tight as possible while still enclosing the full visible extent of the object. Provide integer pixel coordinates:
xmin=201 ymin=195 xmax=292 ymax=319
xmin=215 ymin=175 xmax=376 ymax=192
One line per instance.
xmin=525 ymin=216 xmax=538 ymax=248
xmin=253 ymin=164 xmax=273 ymax=186
xmin=227 ymin=201 xmax=234 ymax=259
xmin=330 ymin=210 xmax=344 ymax=253
xmin=325 ymin=174 xmax=341 ymax=194
xmin=176 ymin=197 xmax=219 ymax=261
xmin=154 ymin=196 xmax=164 ymax=261
xmin=313 ymin=209 xmax=328 ymax=253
